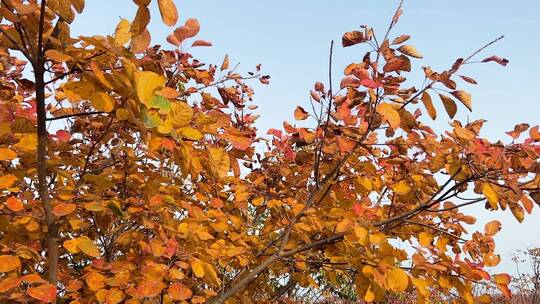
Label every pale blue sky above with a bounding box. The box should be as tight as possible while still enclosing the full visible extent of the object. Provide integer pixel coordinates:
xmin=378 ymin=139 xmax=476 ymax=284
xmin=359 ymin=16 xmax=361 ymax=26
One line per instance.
xmin=72 ymin=1 xmax=539 ymax=274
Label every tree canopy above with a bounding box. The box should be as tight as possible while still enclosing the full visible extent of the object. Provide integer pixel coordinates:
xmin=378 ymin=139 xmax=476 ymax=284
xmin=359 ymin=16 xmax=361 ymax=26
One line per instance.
xmin=0 ymin=1 xmax=539 ymax=303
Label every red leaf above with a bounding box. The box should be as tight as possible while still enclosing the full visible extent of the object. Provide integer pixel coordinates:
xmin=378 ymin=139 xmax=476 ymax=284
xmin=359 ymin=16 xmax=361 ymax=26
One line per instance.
xmin=55 ymin=130 xmax=71 ymax=143
xmin=360 ymin=78 xmax=381 ymax=89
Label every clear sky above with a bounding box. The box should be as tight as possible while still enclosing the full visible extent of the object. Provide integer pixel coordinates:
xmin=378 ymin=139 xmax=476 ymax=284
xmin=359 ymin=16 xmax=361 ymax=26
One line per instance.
xmin=71 ymin=1 xmax=540 ymax=275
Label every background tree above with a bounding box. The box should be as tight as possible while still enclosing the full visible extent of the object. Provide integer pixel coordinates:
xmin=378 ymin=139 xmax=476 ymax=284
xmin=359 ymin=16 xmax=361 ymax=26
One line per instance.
xmin=0 ymin=1 xmax=538 ymax=303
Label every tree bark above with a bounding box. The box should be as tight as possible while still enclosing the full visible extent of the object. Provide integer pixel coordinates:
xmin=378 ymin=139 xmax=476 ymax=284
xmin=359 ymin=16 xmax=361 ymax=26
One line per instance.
xmin=34 ymin=0 xmax=58 ymax=285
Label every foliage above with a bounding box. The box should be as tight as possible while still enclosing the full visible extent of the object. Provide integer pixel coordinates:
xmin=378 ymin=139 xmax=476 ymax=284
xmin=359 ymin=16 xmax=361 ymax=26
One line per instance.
xmin=0 ymin=1 xmax=539 ymax=303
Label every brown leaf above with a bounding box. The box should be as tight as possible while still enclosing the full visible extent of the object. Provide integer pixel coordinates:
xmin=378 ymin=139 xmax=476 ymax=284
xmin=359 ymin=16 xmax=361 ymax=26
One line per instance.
xmin=221 ymin=54 xmax=230 ymax=71
xmin=481 ymin=55 xmax=509 ymax=66
xmin=397 ymin=45 xmax=423 ymax=58
xmin=451 ymin=90 xmax=472 ymax=111
xmin=191 ymin=40 xmax=212 ymax=47
xmin=342 ymin=31 xmax=366 ymax=47
xmin=421 ymin=91 xmax=436 ymax=120
xmin=439 ymin=94 xmax=457 ymax=119
xmin=391 ymin=34 xmax=410 ymax=45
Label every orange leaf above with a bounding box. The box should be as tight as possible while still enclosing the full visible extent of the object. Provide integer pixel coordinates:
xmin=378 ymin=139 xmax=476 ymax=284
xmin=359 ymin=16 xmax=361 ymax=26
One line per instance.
xmin=336 ymin=136 xmax=355 ymax=153
xmin=0 ymin=277 xmax=22 ymax=293
xmin=137 ymin=279 xmax=165 ymax=298
xmin=294 ymin=106 xmax=309 ymax=121
xmin=0 ymin=148 xmax=17 ymax=160
xmin=168 ymin=282 xmax=193 ymax=300
xmin=185 ymin=18 xmax=200 ymax=37
xmin=6 ymin=196 xmax=24 ymax=212
xmin=157 ymin=0 xmax=178 ymax=26
xmin=421 ymin=91 xmax=436 ymax=120
xmin=529 ymin=125 xmax=540 ymax=141
xmin=22 ymin=274 xmax=48 ymax=284
xmin=0 ymin=255 xmax=21 ymax=272
xmin=484 ymin=220 xmax=501 ymax=236
xmin=376 ymin=103 xmax=400 ymax=130
xmin=494 ymin=273 xmax=511 ymax=285
xmin=27 ymin=284 xmax=57 ymax=303
xmin=520 ymin=194 xmax=534 ymax=214
xmin=52 ymin=203 xmax=76 ymax=217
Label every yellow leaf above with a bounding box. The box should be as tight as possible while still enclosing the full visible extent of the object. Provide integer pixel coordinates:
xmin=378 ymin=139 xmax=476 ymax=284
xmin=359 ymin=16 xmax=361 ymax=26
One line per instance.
xmin=364 ymin=285 xmax=375 ymax=302
xmin=90 ymin=62 xmax=113 ymax=90
xmin=91 ymin=92 xmax=115 ymax=112
xmin=114 ymin=18 xmax=131 ymax=46
xmin=411 ymin=277 xmax=429 ymax=296
xmin=15 ymin=134 xmax=37 ymax=151
xmin=169 ymin=102 xmax=193 ymax=127
xmin=482 ymin=183 xmax=498 ymax=210
xmin=451 ymin=90 xmax=472 ymax=111
xmin=45 ymin=49 xmax=71 ymax=62
xmin=387 ymin=267 xmax=409 ymax=292
xmin=484 ymin=220 xmax=501 ymax=236
xmin=336 ymin=218 xmax=354 ymax=233
xmin=377 ymin=103 xmax=400 ymax=130
xmin=157 ymin=0 xmax=178 ymax=26
xmin=369 ymin=232 xmax=386 ymax=245
xmin=418 ymin=232 xmax=433 ymax=247
xmin=134 ymin=71 xmax=165 ymax=105
xmin=354 ymin=225 xmax=369 ymax=245
xmin=78 ymin=239 xmax=101 ymax=258
xmin=356 ymin=176 xmax=372 ymax=193
xmin=179 ymin=127 xmax=203 ymax=140
xmin=421 ymin=91 xmax=436 ymax=120
xmin=397 ymin=45 xmax=423 ymax=58
xmin=392 ymin=180 xmax=411 ymax=196
xmin=0 ymin=255 xmax=21 ymax=272
xmin=190 ymin=258 xmax=205 ymax=278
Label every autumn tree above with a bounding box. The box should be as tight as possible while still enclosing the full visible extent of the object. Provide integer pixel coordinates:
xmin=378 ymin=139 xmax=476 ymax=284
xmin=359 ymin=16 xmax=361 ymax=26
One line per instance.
xmin=0 ymin=1 xmax=538 ymax=303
